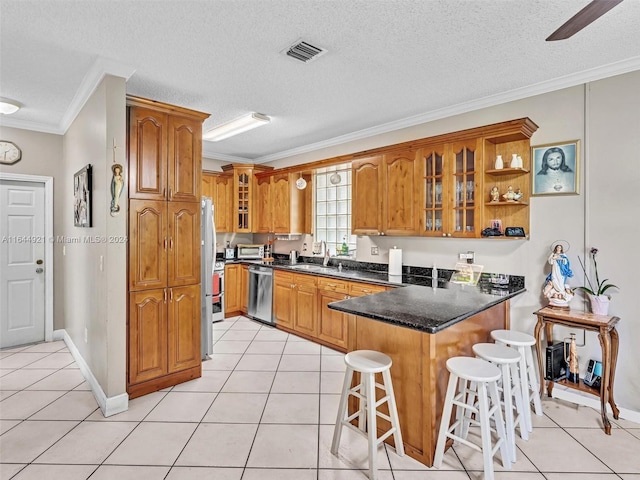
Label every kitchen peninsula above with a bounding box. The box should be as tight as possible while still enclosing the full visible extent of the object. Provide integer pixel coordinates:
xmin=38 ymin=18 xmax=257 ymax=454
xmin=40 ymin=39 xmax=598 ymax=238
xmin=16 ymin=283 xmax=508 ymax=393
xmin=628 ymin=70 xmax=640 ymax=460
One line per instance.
xmin=328 ymin=281 xmax=525 ymax=467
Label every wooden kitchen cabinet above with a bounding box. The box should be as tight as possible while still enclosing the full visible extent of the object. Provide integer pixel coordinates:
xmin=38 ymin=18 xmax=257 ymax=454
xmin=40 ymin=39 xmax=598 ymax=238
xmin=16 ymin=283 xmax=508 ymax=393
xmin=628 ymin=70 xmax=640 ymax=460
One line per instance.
xmin=129 ymin=200 xmax=200 ymax=290
xmin=167 ymin=284 xmax=201 ymax=373
xmin=221 ymin=164 xmax=273 ymax=233
xmin=126 ymin=96 xmax=208 ymax=398
xmin=240 ymin=264 xmax=249 ymax=314
xmin=419 ymin=138 xmax=482 ymax=238
xmin=224 ymin=264 xmax=242 ymax=316
xmin=129 ymin=103 xmax=205 ymax=202
xmin=273 ymin=271 xmax=317 ymax=334
xmin=202 ymin=172 xmax=234 ymax=232
xmin=274 ymin=271 xmax=295 ymax=329
xmin=253 ymin=171 xmax=308 ymax=234
xmin=352 ymin=155 xmax=383 ymax=235
xmin=128 ymin=289 xmax=168 ymax=385
xmin=128 ymin=285 xmax=201 ymax=392
xmin=351 ymin=152 xmax=419 ymax=236
xmin=317 ymin=278 xmax=350 ymax=351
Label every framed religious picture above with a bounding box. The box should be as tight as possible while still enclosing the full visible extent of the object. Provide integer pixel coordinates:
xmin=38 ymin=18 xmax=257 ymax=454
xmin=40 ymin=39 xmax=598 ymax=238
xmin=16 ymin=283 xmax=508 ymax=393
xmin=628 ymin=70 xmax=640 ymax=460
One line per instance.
xmin=74 ymin=164 xmax=92 ymax=227
xmin=531 ymin=140 xmax=580 ymax=195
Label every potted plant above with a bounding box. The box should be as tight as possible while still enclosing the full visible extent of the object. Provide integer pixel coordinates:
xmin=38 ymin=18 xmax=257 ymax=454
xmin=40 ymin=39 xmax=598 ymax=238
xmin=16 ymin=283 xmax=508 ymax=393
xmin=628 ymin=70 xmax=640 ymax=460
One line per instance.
xmin=576 ymin=247 xmax=618 ymax=315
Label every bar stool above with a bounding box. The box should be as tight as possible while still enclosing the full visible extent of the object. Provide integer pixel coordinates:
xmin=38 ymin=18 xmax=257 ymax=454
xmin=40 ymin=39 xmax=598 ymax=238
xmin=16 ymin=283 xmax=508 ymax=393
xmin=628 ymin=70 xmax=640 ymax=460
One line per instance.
xmin=472 ymin=342 xmax=528 ymax=462
xmin=491 ymin=329 xmax=543 ymax=433
xmin=434 ymin=357 xmax=511 ymax=480
xmin=331 ymin=350 xmax=404 ymax=480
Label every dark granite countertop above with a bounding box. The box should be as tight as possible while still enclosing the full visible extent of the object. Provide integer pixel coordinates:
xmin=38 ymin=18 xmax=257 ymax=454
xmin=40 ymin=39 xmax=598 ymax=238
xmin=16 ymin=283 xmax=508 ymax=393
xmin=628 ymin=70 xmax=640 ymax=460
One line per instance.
xmin=327 ymin=283 xmax=525 ymax=334
xmin=223 ymin=255 xmax=524 ymax=332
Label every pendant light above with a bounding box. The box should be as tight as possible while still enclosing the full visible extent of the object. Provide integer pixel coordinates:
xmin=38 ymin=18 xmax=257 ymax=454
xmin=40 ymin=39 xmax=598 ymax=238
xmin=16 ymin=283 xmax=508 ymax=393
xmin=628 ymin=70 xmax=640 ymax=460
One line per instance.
xmin=329 ymin=172 xmax=341 ymax=185
xmin=295 ymin=172 xmax=307 ymax=190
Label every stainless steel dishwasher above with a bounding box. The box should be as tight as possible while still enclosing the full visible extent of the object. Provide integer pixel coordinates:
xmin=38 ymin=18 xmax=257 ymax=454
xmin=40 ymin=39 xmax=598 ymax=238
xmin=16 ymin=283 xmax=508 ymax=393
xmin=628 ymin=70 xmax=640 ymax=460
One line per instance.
xmin=248 ymin=265 xmax=274 ymax=325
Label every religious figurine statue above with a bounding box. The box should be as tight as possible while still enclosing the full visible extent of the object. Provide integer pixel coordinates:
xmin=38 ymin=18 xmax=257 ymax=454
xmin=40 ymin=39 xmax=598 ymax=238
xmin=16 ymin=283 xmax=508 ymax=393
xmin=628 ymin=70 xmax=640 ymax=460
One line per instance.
xmin=490 ymin=186 xmax=500 ymax=202
xmin=502 ymin=185 xmax=516 ymax=202
xmin=513 ymin=187 xmax=523 ymax=202
xmin=110 ymin=164 xmax=125 ymax=216
xmin=543 ymin=243 xmax=574 ymax=308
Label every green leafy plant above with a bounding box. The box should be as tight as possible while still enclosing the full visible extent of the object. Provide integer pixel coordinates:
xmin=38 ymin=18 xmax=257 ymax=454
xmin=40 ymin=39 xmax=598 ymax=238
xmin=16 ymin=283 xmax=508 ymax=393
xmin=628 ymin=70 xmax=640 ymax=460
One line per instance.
xmin=576 ymin=247 xmax=618 ymax=297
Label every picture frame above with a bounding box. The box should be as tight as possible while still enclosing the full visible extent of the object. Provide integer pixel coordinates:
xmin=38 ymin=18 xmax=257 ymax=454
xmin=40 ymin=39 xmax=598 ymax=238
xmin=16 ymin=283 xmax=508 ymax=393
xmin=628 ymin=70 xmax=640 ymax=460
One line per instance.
xmin=74 ymin=164 xmax=92 ymax=227
xmin=531 ymin=140 xmax=580 ymax=196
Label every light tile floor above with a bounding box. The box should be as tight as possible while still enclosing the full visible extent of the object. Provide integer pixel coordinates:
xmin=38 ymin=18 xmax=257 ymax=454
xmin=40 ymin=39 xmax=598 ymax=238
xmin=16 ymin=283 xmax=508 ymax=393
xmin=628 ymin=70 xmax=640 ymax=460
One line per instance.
xmin=1 ymin=315 xmax=639 ymax=479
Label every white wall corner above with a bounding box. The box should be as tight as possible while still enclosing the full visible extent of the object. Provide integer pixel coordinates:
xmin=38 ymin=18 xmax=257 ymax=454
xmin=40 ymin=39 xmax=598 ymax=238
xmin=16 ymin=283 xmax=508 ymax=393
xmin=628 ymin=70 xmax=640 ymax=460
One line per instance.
xmin=57 ymin=329 xmax=129 ymax=417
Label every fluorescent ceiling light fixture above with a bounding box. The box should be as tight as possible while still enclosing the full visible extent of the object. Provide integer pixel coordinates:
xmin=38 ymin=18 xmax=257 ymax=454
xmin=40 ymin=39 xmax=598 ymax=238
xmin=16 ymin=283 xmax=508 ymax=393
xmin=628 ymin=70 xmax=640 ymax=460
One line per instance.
xmin=203 ymin=112 xmax=270 ymax=141
xmin=0 ymin=99 xmax=21 ymax=115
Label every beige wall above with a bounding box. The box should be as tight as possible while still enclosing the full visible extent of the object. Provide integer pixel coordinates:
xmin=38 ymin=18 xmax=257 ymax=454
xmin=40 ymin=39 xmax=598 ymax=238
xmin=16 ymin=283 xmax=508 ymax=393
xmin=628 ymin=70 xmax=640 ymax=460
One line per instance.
xmin=0 ymin=127 xmax=65 ymax=328
xmin=265 ymin=71 xmax=640 ymax=414
xmin=60 ymin=75 xmax=127 ymax=397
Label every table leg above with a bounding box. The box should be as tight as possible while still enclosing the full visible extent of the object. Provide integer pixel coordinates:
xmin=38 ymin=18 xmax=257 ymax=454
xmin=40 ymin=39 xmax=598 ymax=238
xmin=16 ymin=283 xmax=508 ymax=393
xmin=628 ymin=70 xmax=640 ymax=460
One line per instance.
xmin=534 ymin=317 xmax=546 ymax=400
xmin=608 ymin=327 xmax=620 ymax=420
xmin=545 ymin=322 xmax=554 ymax=397
xmin=597 ymin=329 xmax=612 ymax=435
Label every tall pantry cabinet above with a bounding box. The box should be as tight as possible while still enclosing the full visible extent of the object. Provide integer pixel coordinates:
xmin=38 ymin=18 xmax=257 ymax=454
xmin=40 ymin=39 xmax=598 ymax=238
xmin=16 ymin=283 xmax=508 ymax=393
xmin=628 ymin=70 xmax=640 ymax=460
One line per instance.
xmin=126 ymin=96 xmax=210 ymax=399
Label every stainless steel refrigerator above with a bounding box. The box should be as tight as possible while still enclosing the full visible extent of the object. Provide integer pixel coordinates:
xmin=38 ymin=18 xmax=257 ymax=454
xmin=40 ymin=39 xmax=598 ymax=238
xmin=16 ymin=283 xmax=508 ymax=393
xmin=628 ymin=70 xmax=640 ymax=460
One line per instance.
xmin=201 ymin=197 xmax=215 ymax=359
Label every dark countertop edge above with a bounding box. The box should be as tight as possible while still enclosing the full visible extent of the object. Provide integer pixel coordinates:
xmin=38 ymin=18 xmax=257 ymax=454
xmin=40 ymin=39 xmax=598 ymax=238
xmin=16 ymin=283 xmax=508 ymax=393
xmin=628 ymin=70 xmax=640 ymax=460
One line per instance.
xmin=226 ymin=260 xmax=422 ymax=288
xmin=327 ymin=287 xmax=526 ymax=334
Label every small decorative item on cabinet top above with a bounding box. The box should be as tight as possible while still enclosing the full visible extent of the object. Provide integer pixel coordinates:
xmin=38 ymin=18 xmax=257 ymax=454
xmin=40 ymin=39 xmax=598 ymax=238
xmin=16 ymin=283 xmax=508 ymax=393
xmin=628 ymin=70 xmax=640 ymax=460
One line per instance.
xmin=494 ymin=154 xmax=504 ymax=169
xmin=531 ymin=140 xmax=579 ymax=196
xmin=490 ymin=186 xmax=500 ymax=202
xmin=576 ymin=247 xmax=618 ymax=315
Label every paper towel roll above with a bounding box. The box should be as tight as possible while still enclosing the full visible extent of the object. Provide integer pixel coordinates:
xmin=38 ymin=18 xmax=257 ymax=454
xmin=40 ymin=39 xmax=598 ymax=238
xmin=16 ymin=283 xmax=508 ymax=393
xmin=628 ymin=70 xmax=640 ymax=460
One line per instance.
xmin=389 ymin=247 xmax=402 ymax=276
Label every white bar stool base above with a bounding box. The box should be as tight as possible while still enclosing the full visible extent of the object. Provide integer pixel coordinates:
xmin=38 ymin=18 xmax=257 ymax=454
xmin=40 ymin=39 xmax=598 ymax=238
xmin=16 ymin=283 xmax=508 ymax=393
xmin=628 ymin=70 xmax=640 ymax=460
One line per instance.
xmin=331 ymin=350 xmax=404 ymax=480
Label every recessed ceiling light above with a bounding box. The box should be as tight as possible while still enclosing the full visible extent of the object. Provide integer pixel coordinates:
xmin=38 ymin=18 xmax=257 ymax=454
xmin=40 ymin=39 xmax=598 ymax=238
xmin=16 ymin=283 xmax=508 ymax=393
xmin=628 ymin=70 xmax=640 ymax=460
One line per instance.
xmin=0 ymin=99 xmax=21 ymax=115
xmin=203 ymin=112 xmax=270 ymax=142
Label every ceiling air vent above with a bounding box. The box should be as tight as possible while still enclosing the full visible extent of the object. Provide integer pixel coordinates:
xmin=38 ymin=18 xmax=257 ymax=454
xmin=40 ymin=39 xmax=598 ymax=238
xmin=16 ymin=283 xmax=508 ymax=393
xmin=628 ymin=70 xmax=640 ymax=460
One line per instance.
xmin=282 ymin=39 xmax=327 ymax=63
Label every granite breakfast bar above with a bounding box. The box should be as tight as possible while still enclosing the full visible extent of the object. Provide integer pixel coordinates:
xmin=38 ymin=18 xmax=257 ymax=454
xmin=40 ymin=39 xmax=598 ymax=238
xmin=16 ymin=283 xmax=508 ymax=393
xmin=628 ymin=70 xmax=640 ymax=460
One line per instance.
xmin=328 ymin=282 xmax=525 ymax=467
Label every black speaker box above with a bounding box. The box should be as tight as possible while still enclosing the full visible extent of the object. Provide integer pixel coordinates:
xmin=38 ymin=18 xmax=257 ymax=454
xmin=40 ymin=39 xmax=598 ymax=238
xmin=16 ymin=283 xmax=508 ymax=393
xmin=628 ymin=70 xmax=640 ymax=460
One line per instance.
xmin=545 ymin=343 xmax=567 ymax=381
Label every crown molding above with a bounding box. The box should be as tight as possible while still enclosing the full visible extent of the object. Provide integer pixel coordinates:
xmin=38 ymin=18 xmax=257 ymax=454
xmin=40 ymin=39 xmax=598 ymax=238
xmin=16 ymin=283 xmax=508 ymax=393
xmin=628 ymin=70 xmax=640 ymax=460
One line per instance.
xmin=0 ymin=57 xmax=135 ymax=135
xmin=253 ymin=56 xmax=640 ymax=164
xmin=202 ymin=144 xmax=253 ymax=164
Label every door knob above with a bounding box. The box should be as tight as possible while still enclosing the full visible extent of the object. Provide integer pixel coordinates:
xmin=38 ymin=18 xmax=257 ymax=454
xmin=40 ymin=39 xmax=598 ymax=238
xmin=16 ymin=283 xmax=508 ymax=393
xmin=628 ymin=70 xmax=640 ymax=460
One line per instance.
xmin=36 ymin=259 xmax=44 ymax=265
xmin=36 ymin=268 xmax=44 ymax=273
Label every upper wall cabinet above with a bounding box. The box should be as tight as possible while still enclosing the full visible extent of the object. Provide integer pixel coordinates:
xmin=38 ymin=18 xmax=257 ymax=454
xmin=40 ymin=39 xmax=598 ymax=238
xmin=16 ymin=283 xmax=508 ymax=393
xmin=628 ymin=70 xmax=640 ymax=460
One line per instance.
xmin=351 ymin=152 xmax=419 ymax=236
xmin=128 ymin=101 xmax=208 ymax=202
xmin=418 ymin=138 xmax=482 ymax=238
xmin=350 ymin=118 xmax=538 ymax=239
xmin=202 ymin=172 xmax=234 ymax=232
xmin=253 ymin=172 xmax=310 ymax=234
xmin=221 ymin=164 xmax=273 ymax=233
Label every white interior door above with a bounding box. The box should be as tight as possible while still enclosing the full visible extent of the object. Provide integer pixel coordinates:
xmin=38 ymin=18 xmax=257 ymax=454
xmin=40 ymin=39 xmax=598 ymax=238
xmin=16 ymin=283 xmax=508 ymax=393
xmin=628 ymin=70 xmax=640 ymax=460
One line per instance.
xmin=0 ymin=180 xmax=46 ymax=348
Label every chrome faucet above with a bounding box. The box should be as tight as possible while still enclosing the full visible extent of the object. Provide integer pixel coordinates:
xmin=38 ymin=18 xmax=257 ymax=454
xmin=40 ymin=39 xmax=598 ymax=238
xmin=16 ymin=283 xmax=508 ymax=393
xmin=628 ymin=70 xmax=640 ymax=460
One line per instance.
xmin=322 ymin=241 xmax=330 ymax=266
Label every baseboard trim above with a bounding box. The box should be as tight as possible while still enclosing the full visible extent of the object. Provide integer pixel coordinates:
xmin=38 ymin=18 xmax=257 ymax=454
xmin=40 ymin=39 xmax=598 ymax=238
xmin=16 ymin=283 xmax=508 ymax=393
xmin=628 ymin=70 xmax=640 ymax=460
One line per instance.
xmin=54 ymin=329 xmax=128 ymax=417
xmin=552 ymin=386 xmax=640 ymax=424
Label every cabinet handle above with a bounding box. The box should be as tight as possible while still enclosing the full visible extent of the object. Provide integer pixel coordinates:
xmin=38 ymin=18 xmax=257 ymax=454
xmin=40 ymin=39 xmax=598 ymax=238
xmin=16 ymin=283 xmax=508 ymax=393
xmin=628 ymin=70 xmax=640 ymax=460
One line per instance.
xmin=169 ymin=188 xmax=173 ymax=200
xmin=447 ymin=233 xmax=452 ymax=237
xmin=362 ymin=288 xmax=371 ymax=293
xmin=169 ymin=238 xmax=174 ymax=250
xmin=344 ymin=295 xmax=350 ymax=299
xmin=163 ymin=187 xmax=166 ymax=199
xmin=442 ymin=233 xmax=446 ymax=237
xmin=163 ymin=289 xmax=167 ymax=303
xmin=327 ymin=283 xmax=337 ymax=288
xmin=164 ymin=237 xmax=168 ymax=250
xmin=381 ymin=232 xmax=385 ymax=236
xmin=170 ymin=288 xmax=173 ymax=301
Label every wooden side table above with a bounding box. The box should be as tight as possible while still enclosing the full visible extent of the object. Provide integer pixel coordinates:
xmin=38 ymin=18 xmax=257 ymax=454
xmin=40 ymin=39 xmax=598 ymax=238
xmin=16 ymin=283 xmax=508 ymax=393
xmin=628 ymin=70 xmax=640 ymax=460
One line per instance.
xmin=533 ymin=307 xmax=620 ymax=434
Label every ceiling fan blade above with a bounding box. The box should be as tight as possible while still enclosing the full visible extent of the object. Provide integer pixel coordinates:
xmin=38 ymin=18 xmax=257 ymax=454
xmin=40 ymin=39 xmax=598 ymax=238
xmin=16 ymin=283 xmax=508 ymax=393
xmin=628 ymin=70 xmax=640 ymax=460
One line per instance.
xmin=546 ymin=0 xmax=623 ymax=41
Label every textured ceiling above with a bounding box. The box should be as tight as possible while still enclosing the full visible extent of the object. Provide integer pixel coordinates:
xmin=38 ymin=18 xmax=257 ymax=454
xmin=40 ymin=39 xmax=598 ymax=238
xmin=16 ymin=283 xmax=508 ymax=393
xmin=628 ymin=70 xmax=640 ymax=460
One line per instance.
xmin=1 ymin=0 xmax=640 ymax=163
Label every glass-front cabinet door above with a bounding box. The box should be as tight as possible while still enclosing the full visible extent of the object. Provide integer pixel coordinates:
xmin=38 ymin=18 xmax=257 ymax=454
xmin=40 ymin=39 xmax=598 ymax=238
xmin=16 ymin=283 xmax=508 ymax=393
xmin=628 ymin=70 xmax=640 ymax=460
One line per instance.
xmin=420 ymin=144 xmax=447 ymax=236
xmin=450 ymin=139 xmax=481 ymax=237
xmin=235 ymin=169 xmax=251 ymax=232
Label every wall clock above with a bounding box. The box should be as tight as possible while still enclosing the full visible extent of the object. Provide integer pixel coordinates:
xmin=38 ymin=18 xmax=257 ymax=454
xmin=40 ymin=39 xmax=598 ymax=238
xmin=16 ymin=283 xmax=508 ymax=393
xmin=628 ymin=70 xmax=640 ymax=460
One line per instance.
xmin=0 ymin=141 xmax=22 ymax=165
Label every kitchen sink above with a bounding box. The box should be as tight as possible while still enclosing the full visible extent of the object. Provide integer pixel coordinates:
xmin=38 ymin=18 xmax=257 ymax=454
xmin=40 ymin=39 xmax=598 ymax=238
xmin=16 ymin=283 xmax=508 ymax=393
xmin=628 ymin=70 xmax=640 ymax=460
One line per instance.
xmin=289 ymin=264 xmax=333 ymax=272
